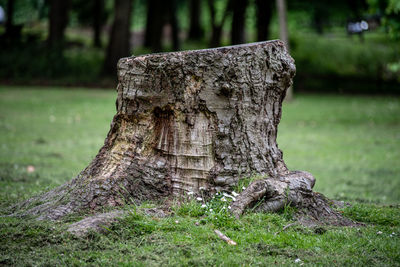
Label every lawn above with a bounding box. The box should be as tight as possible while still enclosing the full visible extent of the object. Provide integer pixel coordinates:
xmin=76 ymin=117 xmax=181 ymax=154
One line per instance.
xmin=0 ymin=87 xmax=399 ymax=266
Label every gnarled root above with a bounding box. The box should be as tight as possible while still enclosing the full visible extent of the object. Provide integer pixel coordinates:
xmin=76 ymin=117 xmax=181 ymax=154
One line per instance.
xmin=231 ymin=171 xmax=358 ymax=226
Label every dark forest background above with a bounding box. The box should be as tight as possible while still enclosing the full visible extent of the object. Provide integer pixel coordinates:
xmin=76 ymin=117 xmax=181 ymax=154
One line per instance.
xmin=0 ymin=0 xmax=399 ymax=94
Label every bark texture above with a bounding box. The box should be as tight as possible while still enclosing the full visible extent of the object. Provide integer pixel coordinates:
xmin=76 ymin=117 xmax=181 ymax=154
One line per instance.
xmin=13 ymin=41 xmax=353 ymax=225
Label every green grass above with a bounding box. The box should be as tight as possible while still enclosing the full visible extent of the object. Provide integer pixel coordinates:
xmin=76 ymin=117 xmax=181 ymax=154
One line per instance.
xmin=279 ymin=95 xmax=400 ymax=204
xmin=0 ymin=87 xmax=399 ymax=266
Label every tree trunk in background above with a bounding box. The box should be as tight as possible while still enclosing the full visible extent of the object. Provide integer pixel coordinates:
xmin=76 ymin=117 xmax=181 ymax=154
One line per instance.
xmin=256 ymin=0 xmax=273 ymax=41
xmin=167 ymin=0 xmax=180 ymax=51
xmin=207 ymin=0 xmax=232 ymax=47
xmin=93 ymin=0 xmax=104 ymax=47
xmin=188 ymin=0 xmax=203 ymax=40
xmin=15 ymin=41 xmax=355 ymax=227
xmin=48 ymin=0 xmax=70 ymax=49
xmin=231 ymin=0 xmax=248 ymax=45
xmin=103 ymin=0 xmax=132 ymax=75
xmin=144 ymin=0 xmax=180 ymax=52
xmin=5 ymin=0 xmax=15 ymax=37
xmin=146 ymin=0 xmax=165 ymax=52
xmin=276 ymin=0 xmax=292 ymax=101
xmin=144 ymin=0 xmax=156 ymax=48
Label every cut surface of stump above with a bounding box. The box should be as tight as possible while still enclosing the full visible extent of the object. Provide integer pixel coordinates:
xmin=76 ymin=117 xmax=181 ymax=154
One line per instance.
xmin=13 ymin=41 xmax=356 ymax=226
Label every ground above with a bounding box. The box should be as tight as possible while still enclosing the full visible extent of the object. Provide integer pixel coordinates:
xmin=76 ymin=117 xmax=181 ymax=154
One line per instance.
xmin=0 ymin=87 xmax=399 ymax=266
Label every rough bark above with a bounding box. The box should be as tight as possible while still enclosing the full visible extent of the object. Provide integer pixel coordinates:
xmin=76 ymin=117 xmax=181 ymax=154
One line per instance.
xmin=13 ymin=41 xmax=354 ymax=226
xmin=230 ymin=171 xmax=358 ymax=226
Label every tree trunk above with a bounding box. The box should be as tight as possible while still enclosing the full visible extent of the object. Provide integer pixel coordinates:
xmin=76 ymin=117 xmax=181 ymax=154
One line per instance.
xmin=275 ymin=0 xmax=292 ymax=101
xmin=5 ymin=0 xmax=15 ymax=37
xmin=14 ymin=41 xmax=355 ymax=226
xmin=144 ymin=0 xmax=165 ymax=51
xmin=207 ymin=0 xmax=232 ymax=48
xmin=144 ymin=0 xmax=156 ymax=48
xmin=93 ymin=0 xmax=104 ymax=48
xmin=168 ymin=0 xmax=180 ymax=51
xmin=145 ymin=0 xmax=180 ymax=52
xmin=103 ymin=0 xmax=133 ymax=75
xmin=256 ymin=0 xmax=273 ymax=41
xmin=188 ymin=0 xmax=203 ymax=40
xmin=48 ymin=0 xmax=70 ymax=49
xmin=231 ymin=0 xmax=248 ymax=45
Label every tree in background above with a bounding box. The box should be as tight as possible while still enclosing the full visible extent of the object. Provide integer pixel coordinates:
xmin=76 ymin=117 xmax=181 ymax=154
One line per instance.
xmin=70 ymin=0 xmax=108 ymax=48
xmin=230 ymin=0 xmax=248 ymax=44
xmin=144 ymin=0 xmax=180 ymax=52
xmin=256 ymin=0 xmax=274 ymax=41
xmin=48 ymin=0 xmax=70 ymax=49
xmin=188 ymin=0 xmax=203 ymax=40
xmin=276 ymin=0 xmax=292 ymax=101
xmin=103 ymin=0 xmax=133 ymax=75
xmin=368 ymin=0 xmax=400 ymax=40
xmin=207 ymin=0 xmax=232 ymax=47
xmin=144 ymin=0 xmax=159 ymax=49
xmin=167 ymin=0 xmax=180 ymax=51
xmin=93 ymin=0 xmax=105 ymax=47
xmin=4 ymin=0 xmax=15 ymax=38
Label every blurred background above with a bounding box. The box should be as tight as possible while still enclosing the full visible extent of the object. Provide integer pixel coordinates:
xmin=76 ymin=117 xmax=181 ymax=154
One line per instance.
xmin=0 ymin=0 xmax=399 ymax=93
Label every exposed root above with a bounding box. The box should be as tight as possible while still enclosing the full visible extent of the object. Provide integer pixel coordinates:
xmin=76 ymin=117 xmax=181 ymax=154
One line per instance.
xmin=67 ymin=210 xmax=126 ymax=237
xmin=231 ymin=171 xmax=359 ymax=227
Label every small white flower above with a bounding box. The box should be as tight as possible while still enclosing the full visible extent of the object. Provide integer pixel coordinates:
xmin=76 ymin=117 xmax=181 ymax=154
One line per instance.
xmin=242 ymin=186 xmax=246 ymax=190
xmin=222 ymin=192 xmax=236 ymax=201
xmin=222 ymin=206 xmax=225 ymax=209
xmin=201 ymin=204 xmax=207 ymax=208
xmin=377 ymin=231 xmax=383 ymax=235
xmin=196 ymin=197 xmax=202 ymax=201
xmin=199 ymin=187 xmax=205 ymax=191
xmin=228 ymin=206 xmax=231 ymax=209
xmin=231 ymin=191 xmax=239 ymax=197
xmin=294 ymin=258 xmax=301 ymax=263
xmin=209 ymin=209 xmax=213 ymax=212
xmin=187 ymin=191 xmax=194 ymax=195
xmin=221 ymin=197 xmax=227 ymax=202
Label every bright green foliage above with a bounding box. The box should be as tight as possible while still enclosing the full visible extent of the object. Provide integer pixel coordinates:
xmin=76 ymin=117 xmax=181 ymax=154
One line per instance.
xmin=0 ymin=87 xmax=399 ymax=266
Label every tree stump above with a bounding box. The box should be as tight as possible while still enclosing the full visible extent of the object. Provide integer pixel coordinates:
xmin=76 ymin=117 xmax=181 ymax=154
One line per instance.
xmin=15 ymin=41 xmax=356 ymax=225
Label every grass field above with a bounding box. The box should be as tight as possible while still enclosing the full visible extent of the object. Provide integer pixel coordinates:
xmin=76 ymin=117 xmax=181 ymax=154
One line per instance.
xmin=0 ymin=87 xmax=399 ymax=266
